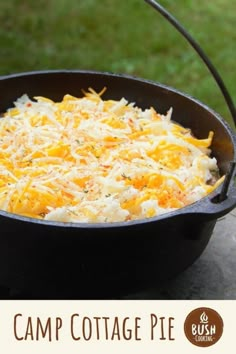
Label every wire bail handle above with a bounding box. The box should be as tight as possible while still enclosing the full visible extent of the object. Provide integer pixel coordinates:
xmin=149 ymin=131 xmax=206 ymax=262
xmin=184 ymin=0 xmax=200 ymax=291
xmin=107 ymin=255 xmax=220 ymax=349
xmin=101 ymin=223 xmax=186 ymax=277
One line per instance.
xmin=144 ymin=0 xmax=236 ymax=127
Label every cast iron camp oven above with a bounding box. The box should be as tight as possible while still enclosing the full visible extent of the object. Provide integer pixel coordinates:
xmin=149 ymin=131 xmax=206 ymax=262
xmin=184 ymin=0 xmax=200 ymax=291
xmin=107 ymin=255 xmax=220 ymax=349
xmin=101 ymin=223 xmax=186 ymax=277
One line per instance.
xmin=0 ymin=70 xmax=235 ymax=299
xmin=0 ymin=1 xmax=235 ymax=299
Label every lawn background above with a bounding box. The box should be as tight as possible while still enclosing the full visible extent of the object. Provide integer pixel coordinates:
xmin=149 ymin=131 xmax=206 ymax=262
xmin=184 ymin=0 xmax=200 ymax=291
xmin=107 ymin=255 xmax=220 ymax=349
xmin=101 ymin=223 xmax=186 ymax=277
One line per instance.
xmin=0 ymin=0 xmax=235 ymax=128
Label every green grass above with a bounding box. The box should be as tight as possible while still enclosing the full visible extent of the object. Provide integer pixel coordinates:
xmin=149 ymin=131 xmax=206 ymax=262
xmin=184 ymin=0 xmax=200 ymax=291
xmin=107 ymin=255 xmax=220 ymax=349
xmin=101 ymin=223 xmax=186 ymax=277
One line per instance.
xmin=0 ymin=0 xmax=235 ymax=127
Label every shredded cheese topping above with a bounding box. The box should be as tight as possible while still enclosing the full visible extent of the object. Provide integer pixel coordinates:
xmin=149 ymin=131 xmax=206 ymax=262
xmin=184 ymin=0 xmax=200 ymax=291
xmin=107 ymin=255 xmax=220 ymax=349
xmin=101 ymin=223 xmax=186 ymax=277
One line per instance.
xmin=0 ymin=88 xmax=224 ymax=223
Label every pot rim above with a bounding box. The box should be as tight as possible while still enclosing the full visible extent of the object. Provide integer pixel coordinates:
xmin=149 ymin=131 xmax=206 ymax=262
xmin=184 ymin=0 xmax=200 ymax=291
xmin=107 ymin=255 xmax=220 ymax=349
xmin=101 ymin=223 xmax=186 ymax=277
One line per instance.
xmin=0 ymin=69 xmax=235 ymax=228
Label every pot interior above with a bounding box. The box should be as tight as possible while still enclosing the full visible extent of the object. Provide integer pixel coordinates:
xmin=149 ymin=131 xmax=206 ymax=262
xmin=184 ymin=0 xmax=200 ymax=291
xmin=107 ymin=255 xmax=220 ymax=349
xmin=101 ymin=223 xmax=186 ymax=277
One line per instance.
xmin=0 ymin=70 xmax=235 ymax=175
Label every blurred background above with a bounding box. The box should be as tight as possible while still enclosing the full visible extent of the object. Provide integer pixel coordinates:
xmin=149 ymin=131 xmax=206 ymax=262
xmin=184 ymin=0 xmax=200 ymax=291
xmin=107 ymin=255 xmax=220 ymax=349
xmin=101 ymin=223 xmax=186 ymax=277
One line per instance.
xmin=0 ymin=0 xmax=235 ymax=127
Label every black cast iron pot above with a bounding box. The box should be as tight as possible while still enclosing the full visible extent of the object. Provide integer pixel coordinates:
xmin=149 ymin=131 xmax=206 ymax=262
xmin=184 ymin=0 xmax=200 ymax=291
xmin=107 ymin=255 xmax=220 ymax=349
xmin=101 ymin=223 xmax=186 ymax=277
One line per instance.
xmin=0 ymin=70 xmax=235 ymax=299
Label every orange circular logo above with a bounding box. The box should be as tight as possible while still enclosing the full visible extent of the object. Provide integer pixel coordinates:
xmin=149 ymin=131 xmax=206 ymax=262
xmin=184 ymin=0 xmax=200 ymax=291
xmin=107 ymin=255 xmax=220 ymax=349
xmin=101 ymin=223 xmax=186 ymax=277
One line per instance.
xmin=184 ymin=307 xmax=224 ymax=347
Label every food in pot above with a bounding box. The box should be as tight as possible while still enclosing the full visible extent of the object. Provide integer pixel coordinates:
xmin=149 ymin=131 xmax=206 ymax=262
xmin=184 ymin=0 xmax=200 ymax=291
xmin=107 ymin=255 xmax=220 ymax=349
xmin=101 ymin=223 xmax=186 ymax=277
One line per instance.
xmin=0 ymin=88 xmax=224 ymax=222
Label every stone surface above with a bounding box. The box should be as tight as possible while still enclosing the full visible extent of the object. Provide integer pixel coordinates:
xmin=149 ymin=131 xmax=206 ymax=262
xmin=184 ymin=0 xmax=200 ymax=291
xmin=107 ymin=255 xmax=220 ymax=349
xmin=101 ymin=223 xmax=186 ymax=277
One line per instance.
xmin=125 ymin=210 xmax=236 ymax=300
